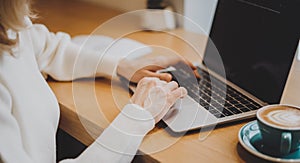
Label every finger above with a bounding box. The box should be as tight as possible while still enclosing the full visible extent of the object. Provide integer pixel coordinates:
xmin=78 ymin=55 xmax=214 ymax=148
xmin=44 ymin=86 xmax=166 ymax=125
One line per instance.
xmin=143 ymin=65 xmax=165 ymax=71
xmin=154 ymin=87 xmax=187 ymax=121
xmin=155 ymin=88 xmax=186 ymax=122
xmin=193 ymin=69 xmax=201 ymax=78
xmin=165 ymin=81 xmax=179 ymax=92
xmin=143 ymin=71 xmax=173 ymax=82
xmin=171 ymin=87 xmax=188 ymax=100
xmin=158 ymin=73 xmax=173 ymax=82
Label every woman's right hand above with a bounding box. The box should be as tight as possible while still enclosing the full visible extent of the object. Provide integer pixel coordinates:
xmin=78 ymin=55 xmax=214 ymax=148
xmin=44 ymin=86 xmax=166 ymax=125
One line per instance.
xmin=130 ymin=77 xmax=187 ymax=123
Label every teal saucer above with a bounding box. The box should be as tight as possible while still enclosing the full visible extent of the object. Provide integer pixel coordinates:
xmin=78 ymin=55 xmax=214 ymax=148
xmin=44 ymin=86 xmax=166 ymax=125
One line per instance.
xmin=238 ymin=121 xmax=300 ymax=162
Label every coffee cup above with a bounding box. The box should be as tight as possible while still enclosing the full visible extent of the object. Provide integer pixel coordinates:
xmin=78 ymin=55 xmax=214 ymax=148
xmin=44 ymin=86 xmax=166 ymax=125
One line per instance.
xmin=256 ymin=104 xmax=300 ymax=156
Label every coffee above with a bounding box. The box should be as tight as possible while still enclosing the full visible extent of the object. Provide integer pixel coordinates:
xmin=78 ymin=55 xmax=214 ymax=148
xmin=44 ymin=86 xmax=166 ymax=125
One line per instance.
xmin=258 ymin=105 xmax=300 ymax=129
xmin=256 ymin=105 xmax=300 ymax=156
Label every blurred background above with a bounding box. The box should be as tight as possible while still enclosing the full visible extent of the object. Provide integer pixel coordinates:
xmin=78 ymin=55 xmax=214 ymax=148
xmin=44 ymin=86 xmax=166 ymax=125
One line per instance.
xmin=33 ymin=0 xmax=217 ymax=36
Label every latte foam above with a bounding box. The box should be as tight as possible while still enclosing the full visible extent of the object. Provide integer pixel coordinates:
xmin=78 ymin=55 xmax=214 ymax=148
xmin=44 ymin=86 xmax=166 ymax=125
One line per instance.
xmin=258 ymin=105 xmax=300 ymax=129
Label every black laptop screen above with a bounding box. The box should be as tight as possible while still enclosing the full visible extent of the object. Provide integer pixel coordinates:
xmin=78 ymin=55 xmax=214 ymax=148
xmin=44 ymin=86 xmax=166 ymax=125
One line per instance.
xmin=203 ymin=0 xmax=300 ymax=104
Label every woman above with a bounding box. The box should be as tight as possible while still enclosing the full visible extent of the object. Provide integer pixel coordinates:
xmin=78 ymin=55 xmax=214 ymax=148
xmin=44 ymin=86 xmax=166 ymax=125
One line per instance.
xmin=0 ymin=0 xmax=188 ymax=162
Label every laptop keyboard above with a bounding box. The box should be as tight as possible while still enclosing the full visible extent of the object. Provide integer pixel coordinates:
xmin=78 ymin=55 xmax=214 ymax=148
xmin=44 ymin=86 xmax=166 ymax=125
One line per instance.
xmin=169 ymin=62 xmax=263 ymax=118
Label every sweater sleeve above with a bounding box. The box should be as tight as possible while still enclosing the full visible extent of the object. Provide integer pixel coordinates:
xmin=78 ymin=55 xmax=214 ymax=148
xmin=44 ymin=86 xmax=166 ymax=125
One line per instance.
xmin=0 ymin=84 xmax=33 ymax=163
xmin=60 ymin=104 xmax=155 ymax=163
xmin=29 ymin=24 xmax=152 ymax=81
xmin=0 ymin=83 xmax=154 ymax=163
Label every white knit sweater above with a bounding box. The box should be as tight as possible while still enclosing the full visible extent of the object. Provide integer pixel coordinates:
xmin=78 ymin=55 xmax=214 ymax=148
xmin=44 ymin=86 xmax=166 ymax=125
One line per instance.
xmin=0 ymin=21 xmax=154 ymax=163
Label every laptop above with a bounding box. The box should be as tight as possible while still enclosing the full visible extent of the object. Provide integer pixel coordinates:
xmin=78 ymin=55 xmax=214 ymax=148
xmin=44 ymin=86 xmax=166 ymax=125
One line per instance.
xmin=159 ymin=0 xmax=300 ymax=132
xmin=127 ymin=0 xmax=300 ymax=132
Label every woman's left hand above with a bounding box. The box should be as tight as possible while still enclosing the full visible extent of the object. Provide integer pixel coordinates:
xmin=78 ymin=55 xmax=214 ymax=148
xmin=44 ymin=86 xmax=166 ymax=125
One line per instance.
xmin=117 ymin=55 xmax=199 ymax=83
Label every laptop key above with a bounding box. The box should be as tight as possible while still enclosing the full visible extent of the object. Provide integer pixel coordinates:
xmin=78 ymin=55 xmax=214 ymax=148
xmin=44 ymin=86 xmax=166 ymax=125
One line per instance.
xmin=240 ymin=107 xmax=251 ymax=112
xmin=227 ymin=107 xmax=242 ymax=114
xmin=218 ymin=108 xmax=233 ymax=116
xmin=238 ymin=99 xmax=251 ymax=105
xmin=245 ymin=103 xmax=261 ymax=110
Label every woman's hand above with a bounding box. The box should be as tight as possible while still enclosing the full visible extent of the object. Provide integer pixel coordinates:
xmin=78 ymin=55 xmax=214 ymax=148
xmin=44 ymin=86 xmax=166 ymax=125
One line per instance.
xmin=117 ymin=55 xmax=199 ymax=83
xmin=130 ymin=77 xmax=187 ymax=123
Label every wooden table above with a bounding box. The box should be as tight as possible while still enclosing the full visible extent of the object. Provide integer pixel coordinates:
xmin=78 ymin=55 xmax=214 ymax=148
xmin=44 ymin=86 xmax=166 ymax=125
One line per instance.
xmin=48 ymin=30 xmax=274 ymax=162
xmin=36 ymin=0 xmax=273 ymax=162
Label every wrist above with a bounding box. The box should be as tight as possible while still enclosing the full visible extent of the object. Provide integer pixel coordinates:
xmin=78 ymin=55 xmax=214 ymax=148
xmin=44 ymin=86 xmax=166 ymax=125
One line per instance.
xmin=111 ymin=104 xmax=155 ymax=135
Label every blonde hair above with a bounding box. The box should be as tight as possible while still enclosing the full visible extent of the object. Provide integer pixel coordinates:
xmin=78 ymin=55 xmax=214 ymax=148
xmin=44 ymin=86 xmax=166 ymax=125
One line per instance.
xmin=0 ymin=0 xmax=34 ymax=52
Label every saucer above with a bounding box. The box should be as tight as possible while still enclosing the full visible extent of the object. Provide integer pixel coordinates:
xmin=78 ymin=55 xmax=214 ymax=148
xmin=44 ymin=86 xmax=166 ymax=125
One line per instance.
xmin=238 ymin=120 xmax=300 ymax=162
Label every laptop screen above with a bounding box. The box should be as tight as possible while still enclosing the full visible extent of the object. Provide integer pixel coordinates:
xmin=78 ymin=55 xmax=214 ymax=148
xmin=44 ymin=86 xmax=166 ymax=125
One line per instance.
xmin=203 ymin=0 xmax=300 ymax=104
